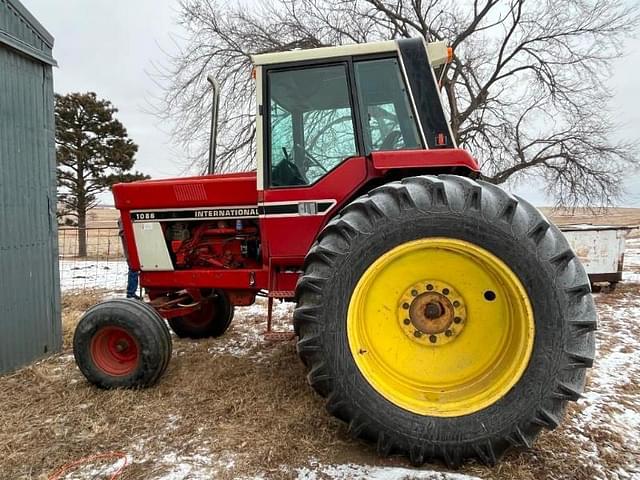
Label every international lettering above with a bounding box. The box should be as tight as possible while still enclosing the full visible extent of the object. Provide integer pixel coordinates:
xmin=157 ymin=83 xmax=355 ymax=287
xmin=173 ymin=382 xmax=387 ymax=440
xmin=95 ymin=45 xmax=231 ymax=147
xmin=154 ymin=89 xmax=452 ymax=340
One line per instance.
xmin=194 ymin=208 xmax=258 ymax=218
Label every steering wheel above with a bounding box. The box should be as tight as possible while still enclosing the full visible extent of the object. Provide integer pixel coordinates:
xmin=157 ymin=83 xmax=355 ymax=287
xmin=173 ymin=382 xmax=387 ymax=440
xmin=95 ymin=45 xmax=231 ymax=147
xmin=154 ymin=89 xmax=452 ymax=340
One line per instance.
xmin=303 ymin=151 xmax=328 ymax=173
xmin=271 ymin=147 xmax=306 ymax=186
xmin=295 ymin=143 xmax=328 ymax=174
xmin=380 ymin=130 xmax=402 ymax=150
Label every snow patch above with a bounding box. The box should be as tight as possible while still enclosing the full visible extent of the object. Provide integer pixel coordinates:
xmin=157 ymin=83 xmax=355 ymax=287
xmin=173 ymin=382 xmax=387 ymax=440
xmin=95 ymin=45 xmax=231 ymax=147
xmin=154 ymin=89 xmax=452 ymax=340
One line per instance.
xmin=297 ymin=462 xmax=480 ymax=480
xmin=59 ymin=259 xmax=128 ymax=292
xmin=566 ymin=290 xmax=640 ymax=478
xmin=55 ymin=455 xmax=127 ymax=480
xmin=153 ymin=452 xmax=220 ymax=480
xmin=205 ymin=298 xmax=295 ymax=357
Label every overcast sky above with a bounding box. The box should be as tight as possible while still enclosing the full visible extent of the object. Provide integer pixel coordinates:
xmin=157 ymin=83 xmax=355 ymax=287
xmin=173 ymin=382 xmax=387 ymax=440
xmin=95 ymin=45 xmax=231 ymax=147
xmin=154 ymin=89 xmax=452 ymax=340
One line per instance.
xmin=22 ymin=0 xmax=640 ymax=207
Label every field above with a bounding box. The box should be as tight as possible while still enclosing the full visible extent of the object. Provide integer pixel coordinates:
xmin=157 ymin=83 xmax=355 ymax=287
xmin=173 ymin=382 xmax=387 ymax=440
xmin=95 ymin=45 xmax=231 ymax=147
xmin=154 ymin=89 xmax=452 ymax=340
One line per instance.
xmin=541 ymin=207 xmax=640 ymax=237
xmin=1 ymin=210 xmax=639 ymax=479
xmin=58 ymin=207 xmax=123 ymax=259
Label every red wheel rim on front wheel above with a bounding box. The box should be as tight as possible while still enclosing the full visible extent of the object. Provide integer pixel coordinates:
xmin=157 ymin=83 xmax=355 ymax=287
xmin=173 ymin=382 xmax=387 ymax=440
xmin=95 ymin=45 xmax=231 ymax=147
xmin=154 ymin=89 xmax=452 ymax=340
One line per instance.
xmin=90 ymin=326 xmax=140 ymax=376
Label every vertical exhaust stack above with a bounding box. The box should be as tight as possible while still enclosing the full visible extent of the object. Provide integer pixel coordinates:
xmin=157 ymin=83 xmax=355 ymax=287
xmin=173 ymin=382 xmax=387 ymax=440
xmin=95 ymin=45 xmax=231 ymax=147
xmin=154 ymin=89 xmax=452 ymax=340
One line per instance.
xmin=207 ymin=75 xmax=221 ymax=175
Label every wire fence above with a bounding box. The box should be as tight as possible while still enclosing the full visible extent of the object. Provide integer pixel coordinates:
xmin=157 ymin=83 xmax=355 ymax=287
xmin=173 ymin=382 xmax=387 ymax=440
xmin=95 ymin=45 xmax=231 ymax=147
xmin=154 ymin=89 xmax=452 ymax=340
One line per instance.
xmin=58 ymin=227 xmax=129 ymax=292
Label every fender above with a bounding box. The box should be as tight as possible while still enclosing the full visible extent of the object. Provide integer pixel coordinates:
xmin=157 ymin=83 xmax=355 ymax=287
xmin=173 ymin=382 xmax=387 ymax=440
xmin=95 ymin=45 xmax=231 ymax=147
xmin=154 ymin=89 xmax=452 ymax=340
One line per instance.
xmin=370 ymin=149 xmax=480 ymax=174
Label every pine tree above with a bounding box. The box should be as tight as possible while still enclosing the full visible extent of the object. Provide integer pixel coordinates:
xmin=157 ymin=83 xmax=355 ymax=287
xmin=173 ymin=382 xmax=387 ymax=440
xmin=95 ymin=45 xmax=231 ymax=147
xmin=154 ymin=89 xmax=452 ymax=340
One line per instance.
xmin=55 ymin=92 xmax=148 ymax=257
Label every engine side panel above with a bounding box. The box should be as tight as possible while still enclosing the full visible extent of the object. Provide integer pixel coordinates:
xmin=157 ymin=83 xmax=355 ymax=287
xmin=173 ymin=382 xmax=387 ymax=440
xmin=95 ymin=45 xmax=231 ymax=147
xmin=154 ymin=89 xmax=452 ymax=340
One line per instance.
xmin=132 ymin=222 xmax=174 ymax=271
xmin=113 ymin=171 xmax=259 ymax=210
xmin=113 ymin=172 xmax=260 ymax=273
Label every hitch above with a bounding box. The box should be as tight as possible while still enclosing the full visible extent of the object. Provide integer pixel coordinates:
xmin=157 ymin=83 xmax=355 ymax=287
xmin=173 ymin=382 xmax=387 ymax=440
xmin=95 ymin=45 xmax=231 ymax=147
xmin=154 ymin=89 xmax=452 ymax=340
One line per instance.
xmin=148 ymin=290 xmax=204 ymax=319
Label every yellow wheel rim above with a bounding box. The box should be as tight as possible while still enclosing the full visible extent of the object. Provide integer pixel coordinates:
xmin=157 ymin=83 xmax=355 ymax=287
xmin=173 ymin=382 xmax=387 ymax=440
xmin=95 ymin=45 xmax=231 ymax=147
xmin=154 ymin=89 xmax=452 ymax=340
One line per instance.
xmin=347 ymin=238 xmax=534 ymax=417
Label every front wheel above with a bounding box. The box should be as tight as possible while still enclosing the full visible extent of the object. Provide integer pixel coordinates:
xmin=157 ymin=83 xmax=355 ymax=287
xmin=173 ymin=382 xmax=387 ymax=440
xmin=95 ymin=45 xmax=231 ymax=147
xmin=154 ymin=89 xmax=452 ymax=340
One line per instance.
xmin=294 ymin=175 xmax=596 ymax=466
xmin=73 ymin=298 xmax=172 ymax=389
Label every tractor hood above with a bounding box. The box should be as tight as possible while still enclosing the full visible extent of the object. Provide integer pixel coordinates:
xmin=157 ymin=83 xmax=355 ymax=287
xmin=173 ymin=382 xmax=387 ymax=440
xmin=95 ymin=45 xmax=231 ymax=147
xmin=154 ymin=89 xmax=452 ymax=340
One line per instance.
xmin=112 ymin=171 xmax=258 ymax=211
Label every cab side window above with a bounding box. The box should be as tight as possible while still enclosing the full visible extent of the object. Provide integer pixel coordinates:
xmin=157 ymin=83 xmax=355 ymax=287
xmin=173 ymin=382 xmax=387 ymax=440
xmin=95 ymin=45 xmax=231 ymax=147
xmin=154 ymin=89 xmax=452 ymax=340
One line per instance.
xmin=354 ymin=58 xmax=422 ymax=152
xmin=268 ymin=64 xmax=358 ymax=187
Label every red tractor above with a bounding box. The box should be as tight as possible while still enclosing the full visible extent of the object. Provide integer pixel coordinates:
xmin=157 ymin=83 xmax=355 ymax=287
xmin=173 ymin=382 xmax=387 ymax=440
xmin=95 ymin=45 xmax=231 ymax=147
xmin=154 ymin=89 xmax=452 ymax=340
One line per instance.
xmin=74 ymin=38 xmax=596 ymax=467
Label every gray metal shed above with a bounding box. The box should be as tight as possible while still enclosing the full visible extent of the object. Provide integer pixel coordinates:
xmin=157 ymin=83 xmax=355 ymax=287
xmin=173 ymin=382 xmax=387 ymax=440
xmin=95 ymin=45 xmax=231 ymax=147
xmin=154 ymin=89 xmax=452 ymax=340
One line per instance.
xmin=0 ymin=0 xmax=61 ymax=373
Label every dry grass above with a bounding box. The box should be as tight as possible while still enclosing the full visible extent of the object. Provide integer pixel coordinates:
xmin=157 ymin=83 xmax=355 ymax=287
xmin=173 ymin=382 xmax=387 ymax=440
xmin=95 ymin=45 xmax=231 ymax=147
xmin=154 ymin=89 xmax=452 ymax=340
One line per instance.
xmin=1 ymin=286 xmax=639 ymax=479
xmin=0 ymin=298 xmax=358 ymax=479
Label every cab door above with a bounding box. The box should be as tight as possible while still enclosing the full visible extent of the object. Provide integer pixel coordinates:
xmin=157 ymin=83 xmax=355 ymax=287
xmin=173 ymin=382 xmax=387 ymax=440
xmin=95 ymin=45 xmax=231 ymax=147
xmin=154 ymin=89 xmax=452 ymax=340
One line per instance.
xmin=259 ymin=62 xmax=368 ymax=262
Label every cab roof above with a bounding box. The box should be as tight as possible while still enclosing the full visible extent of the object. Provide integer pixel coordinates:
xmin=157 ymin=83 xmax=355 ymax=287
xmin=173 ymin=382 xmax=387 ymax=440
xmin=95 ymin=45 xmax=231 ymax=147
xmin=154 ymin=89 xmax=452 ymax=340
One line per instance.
xmin=251 ymin=40 xmax=396 ymax=66
xmin=251 ymin=39 xmax=450 ymax=68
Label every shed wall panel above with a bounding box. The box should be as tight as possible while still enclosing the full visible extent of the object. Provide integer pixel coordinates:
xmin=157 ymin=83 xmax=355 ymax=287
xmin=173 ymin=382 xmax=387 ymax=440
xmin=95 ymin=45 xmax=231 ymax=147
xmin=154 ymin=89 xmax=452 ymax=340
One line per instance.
xmin=0 ymin=29 xmax=60 ymax=373
xmin=0 ymin=0 xmax=54 ymax=54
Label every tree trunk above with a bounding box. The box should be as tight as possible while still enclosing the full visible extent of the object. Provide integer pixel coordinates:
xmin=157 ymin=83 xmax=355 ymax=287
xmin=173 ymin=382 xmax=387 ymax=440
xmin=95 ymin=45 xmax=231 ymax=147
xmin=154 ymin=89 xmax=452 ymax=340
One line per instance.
xmin=76 ymin=158 xmax=87 ymax=257
xmin=76 ymin=183 xmax=87 ymax=258
xmin=77 ymin=209 xmax=87 ymax=257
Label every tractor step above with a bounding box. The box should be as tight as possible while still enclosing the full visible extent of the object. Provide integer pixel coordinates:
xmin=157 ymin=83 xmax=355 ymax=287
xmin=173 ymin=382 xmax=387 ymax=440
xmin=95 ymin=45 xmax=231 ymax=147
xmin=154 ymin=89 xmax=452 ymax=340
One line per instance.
xmin=264 ymin=331 xmax=296 ymax=342
xmin=268 ymin=290 xmax=296 ymax=298
xmin=265 ymin=296 xmax=296 ymax=342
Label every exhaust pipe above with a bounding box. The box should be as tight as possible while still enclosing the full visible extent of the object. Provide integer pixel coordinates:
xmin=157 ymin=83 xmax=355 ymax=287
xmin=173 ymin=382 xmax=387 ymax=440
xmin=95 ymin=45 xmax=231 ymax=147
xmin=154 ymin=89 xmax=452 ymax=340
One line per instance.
xmin=207 ymin=75 xmax=221 ymax=175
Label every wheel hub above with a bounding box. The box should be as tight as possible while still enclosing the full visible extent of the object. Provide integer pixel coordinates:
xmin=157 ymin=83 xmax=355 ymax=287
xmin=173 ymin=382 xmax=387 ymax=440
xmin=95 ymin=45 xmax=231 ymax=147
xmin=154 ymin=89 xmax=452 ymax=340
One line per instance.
xmin=114 ymin=339 xmax=129 ymax=353
xmin=399 ymin=280 xmax=466 ymax=345
xmin=90 ymin=326 xmax=140 ymax=376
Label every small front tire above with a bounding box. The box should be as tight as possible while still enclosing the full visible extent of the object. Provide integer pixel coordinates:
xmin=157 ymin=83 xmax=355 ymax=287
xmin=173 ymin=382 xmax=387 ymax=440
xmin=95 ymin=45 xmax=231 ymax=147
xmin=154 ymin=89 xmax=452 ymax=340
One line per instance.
xmin=73 ymin=298 xmax=172 ymax=389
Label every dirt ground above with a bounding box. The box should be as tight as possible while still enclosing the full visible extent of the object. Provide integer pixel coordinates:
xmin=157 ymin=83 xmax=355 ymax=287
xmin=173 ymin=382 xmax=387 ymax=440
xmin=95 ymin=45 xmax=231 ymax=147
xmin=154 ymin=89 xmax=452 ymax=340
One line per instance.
xmin=1 ymin=281 xmax=639 ymax=479
xmin=1 ymin=210 xmax=639 ymax=479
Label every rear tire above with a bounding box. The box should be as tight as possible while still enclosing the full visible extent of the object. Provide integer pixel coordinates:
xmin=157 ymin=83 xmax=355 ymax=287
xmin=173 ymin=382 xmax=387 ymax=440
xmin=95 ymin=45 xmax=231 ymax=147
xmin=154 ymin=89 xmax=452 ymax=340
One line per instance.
xmin=168 ymin=290 xmax=234 ymax=339
xmin=73 ymin=298 xmax=172 ymax=389
xmin=294 ymin=174 xmax=596 ymax=467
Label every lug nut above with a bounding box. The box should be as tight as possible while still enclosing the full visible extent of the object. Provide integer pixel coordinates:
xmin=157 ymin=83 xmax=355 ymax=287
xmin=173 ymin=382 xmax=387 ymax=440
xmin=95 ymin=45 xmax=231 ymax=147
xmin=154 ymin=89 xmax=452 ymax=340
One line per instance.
xmin=426 ymin=284 xmax=433 ymax=291
xmin=402 ymin=302 xmax=410 ymax=310
xmin=453 ymin=300 xmax=460 ymax=308
xmin=411 ymin=289 xmax=418 ymax=297
xmin=454 ymin=316 xmax=462 ymax=324
xmin=403 ymin=318 xmax=411 ymax=325
xmin=414 ymin=330 xmax=422 ymax=338
xmin=445 ymin=329 xmax=453 ymax=337
xmin=429 ymin=335 xmax=437 ymax=343
xmin=442 ymin=288 xmax=450 ymax=295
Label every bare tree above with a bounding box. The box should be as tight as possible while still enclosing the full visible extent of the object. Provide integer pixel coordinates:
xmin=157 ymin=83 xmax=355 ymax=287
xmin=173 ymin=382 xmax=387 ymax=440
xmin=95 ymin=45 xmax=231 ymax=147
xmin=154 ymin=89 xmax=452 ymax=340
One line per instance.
xmin=157 ymin=0 xmax=638 ymax=206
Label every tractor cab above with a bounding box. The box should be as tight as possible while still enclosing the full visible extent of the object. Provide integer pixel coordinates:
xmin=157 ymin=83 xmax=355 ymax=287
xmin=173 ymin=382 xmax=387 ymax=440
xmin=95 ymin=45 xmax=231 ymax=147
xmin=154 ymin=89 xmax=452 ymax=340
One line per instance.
xmin=250 ymin=38 xmax=456 ymax=190
xmin=246 ymin=38 xmax=476 ymax=260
